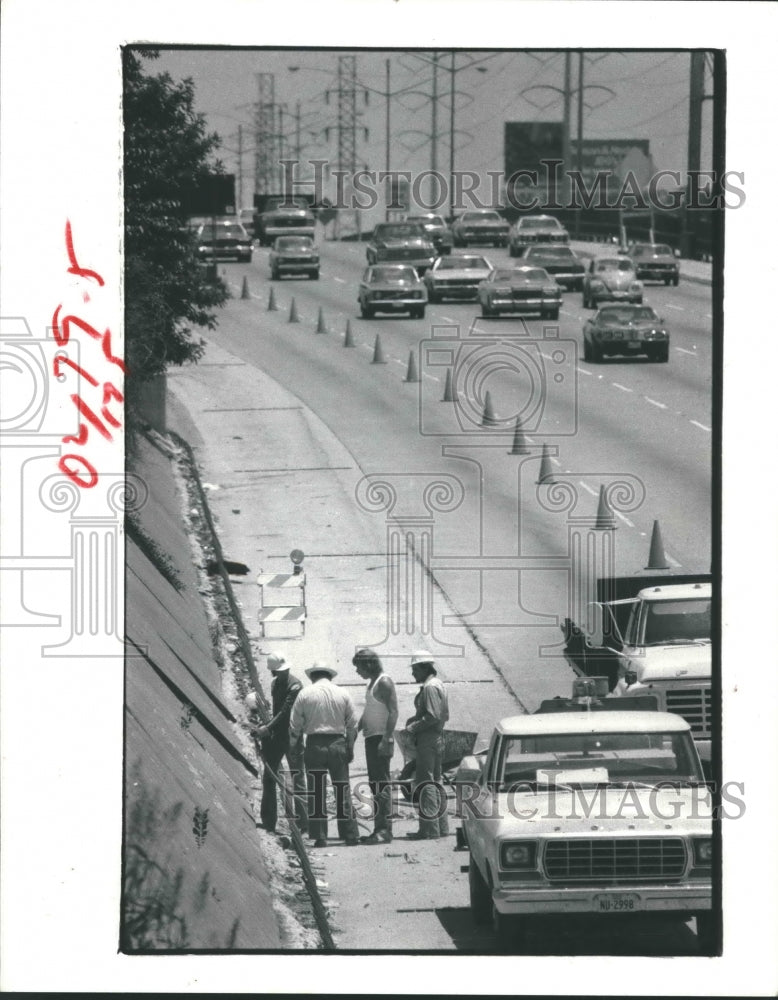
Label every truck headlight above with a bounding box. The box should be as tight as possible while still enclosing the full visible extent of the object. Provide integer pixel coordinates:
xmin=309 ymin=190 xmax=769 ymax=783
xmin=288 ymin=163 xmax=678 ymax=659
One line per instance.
xmin=500 ymin=841 xmax=538 ymax=870
xmin=693 ymin=838 xmax=713 ymax=867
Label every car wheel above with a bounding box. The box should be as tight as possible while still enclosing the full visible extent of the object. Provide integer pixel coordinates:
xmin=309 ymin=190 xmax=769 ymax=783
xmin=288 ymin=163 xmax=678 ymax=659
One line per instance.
xmin=410 ymin=306 xmax=426 ymax=319
xmin=508 ymin=245 xmax=518 ymax=258
xmin=492 ymin=905 xmax=526 ymax=950
xmin=544 ymin=307 xmax=559 ymax=321
xmin=468 ymin=859 xmax=492 ymax=926
xmin=695 ymin=913 xmax=716 ymax=951
xmin=582 ymin=291 xmax=590 ymax=309
xmin=583 ymin=337 xmax=592 ymax=362
xmin=664 ymin=276 xmax=671 ymax=285
xmin=360 ymin=302 xmax=374 ymax=319
xmin=672 ymin=274 xmax=680 ymax=287
xmin=650 ymin=344 xmax=669 ymax=363
xmin=635 ymin=295 xmax=643 ymax=305
xmin=428 ymin=291 xmax=439 ymax=304
xmin=590 ymin=340 xmax=603 ymax=363
xmin=310 ymin=270 xmax=320 ymax=280
xmin=481 ymin=300 xmax=493 ymax=318
xmin=270 ymin=267 xmax=279 ymax=281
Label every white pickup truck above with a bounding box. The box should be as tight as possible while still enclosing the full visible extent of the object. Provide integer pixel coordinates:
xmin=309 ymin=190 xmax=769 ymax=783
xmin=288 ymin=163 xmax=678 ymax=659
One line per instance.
xmin=456 ymin=688 xmax=714 ymax=949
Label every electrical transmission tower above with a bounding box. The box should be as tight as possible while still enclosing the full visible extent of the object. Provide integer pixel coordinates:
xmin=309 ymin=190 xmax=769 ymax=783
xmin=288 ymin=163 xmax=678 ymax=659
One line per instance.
xmin=254 ymin=72 xmax=278 ymax=197
xmin=333 ymin=55 xmax=362 ymax=238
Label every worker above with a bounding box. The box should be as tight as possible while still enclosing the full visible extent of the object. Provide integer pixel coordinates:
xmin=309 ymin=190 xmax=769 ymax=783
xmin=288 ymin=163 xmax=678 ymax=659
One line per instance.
xmin=405 ymin=650 xmax=450 ymax=840
xmin=289 ymin=662 xmax=360 ymax=848
xmin=352 ymin=647 xmax=398 ymax=844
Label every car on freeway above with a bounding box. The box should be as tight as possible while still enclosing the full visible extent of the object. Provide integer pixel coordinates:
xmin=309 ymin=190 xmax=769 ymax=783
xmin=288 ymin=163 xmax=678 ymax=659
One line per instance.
xmin=255 ymin=204 xmax=316 ymax=246
xmin=366 ymin=222 xmax=437 ymax=274
xmin=404 ymin=212 xmax=454 ymax=255
xmin=424 ymin=253 xmax=493 ymax=303
xmin=582 ymin=256 xmax=643 ymax=308
xmin=626 ymin=243 xmax=680 ymax=286
xmin=451 ymin=210 xmax=510 ymax=248
xmin=455 ymin=694 xmax=713 ymax=947
xmin=583 ymin=304 xmax=669 ymax=363
xmin=269 ymin=235 xmax=320 ymax=280
xmin=357 ymin=264 xmax=428 ymax=319
xmin=195 ymin=220 xmax=253 ymax=263
xmin=514 ymin=244 xmax=586 ymax=290
xmin=477 ymin=266 xmax=561 ymax=319
xmin=508 ymin=214 xmax=569 ymax=254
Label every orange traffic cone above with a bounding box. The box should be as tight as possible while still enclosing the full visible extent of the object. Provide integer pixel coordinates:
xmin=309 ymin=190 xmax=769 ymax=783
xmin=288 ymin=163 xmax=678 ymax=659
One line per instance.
xmin=508 ymin=414 xmax=530 ymax=455
xmin=536 ymin=443 xmax=555 ymax=483
xmin=316 ymin=307 xmax=328 ymax=334
xmin=371 ymin=334 xmax=387 ymax=364
xmin=404 ymin=350 xmax=419 ymax=383
xmin=241 ymin=276 xmax=250 ymax=300
xmin=343 ymin=319 xmax=355 ymax=347
xmin=442 ymin=368 xmax=457 ymax=402
xmin=594 ymin=484 xmax=617 ymax=530
xmin=480 ymin=391 xmax=497 ymax=427
xmin=288 ymin=298 xmax=300 ymax=323
xmin=267 ymin=287 xmax=278 ymax=311
xmin=645 ymin=520 xmax=670 ymax=569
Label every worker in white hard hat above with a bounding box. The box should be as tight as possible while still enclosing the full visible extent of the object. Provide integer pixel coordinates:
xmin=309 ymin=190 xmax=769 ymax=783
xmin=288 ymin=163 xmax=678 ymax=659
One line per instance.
xmin=405 ymin=650 xmax=450 ymax=840
xmin=249 ymin=651 xmax=307 ymax=835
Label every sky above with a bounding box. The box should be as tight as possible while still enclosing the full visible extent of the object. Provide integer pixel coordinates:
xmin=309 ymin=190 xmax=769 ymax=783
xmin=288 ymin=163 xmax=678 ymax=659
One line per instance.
xmin=148 ymin=48 xmax=715 ymax=212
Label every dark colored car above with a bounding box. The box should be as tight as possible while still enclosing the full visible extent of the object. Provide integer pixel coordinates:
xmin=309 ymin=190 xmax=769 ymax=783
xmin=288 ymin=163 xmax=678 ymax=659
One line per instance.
xmin=358 ymin=264 xmax=427 ymax=319
xmin=366 ymin=222 xmax=436 ymax=274
xmin=583 ymin=304 xmax=669 ymax=363
xmin=451 ymin=210 xmax=510 ymax=248
xmin=405 ymin=213 xmax=454 ymax=255
xmin=509 ymin=214 xmax=569 ymax=254
xmin=516 ymin=244 xmax=585 ymax=290
xmin=424 ymin=254 xmax=493 ymax=302
xmin=477 ymin=266 xmax=562 ymax=319
xmin=269 ymin=235 xmax=320 ymax=280
xmin=626 ymin=243 xmax=680 ymax=285
xmin=195 ymin=220 xmax=253 ymax=263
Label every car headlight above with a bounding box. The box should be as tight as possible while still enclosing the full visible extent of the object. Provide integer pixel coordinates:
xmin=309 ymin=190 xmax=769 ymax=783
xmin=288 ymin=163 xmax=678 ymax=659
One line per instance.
xmin=693 ymin=838 xmax=713 ymax=867
xmin=500 ymin=841 xmax=538 ymax=870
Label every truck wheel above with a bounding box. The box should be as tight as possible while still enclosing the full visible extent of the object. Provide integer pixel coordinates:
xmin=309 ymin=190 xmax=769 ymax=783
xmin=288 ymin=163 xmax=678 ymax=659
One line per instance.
xmin=492 ymin=906 xmax=525 ymax=949
xmin=468 ymin=859 xmax=492 ymax=926
xmin=673 ymin=274 xmax=680 ymax=287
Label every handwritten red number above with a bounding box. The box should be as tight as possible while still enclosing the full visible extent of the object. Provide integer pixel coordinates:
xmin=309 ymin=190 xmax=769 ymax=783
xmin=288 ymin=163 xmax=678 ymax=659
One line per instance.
xmin=52 ymin=353 xmax=99 ymax=387
xmin=59 ymin=453 xmax=98 ymax=489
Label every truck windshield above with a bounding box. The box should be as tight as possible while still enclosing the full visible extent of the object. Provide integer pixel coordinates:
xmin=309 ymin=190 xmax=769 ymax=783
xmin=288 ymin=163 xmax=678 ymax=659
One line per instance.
xmin=642 ymin=599 xmax=711 ymax=645
xmin=495 ymin=730 xmax=702 ymax=788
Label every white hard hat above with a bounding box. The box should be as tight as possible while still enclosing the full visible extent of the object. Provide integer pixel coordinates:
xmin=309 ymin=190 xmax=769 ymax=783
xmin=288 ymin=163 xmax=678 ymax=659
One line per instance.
xmin=266 ymin=651 xmax=286 ymax=670
xmin=410 ymin=649 xmax=435 ymax=667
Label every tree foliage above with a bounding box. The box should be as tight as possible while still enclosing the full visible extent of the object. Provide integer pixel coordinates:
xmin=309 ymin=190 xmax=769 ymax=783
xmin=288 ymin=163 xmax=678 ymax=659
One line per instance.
xmin=123 ymin=48 xmax=228 ymax=382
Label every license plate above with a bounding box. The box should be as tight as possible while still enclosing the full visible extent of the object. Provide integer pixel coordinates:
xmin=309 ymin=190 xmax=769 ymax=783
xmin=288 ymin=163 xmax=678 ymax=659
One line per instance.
xmin=628 ymin=340 xmax=641 ymax=349
xmin=594 ymin=893 xmax=641 ymax=913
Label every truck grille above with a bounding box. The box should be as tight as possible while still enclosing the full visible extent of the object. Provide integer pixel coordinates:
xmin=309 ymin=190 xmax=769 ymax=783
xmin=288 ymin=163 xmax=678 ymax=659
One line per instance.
xmin=665 ymin=687 xmax=712 ymax=737
xmin=544 ymin=838 xmax=687 ymax=882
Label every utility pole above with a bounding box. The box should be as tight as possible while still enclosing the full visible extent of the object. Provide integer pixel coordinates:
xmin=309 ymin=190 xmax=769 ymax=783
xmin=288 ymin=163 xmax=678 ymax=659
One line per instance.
xmin=683 ymin=51 xmax=706 ymax=257
xmin=562 ymin=51 xmax=572 ymax=209
xmin=237 ymin=124 xmax=244 ymax=210
xmin=255 ymin=72 xmax=277 ymax=196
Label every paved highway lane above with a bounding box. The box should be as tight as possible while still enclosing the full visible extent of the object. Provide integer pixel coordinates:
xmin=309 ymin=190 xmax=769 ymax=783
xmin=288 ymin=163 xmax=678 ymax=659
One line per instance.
xmin=207 ymin=237 xmax=714 ymax=709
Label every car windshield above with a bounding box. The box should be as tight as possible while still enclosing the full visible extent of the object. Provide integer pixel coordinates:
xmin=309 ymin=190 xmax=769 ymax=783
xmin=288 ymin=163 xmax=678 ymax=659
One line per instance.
xmin=408 ymin=216 xmax=444 ymax=227
xmin=494 ymin=267 xmax=549 ymax=282
xmin=369 ymin=266 xmax=416 ymax=282
xmin=461 ymin=212 xmax=500 ymax=223
xmin=641 ymin=598 xmax=712 ymax=645
xmin=438 ymin=256 xmax=489 ymax=270
xmin=597 ymin=307 xmax=658 ymax=323
xmin=494 ymin=729 xmax=703 ymax=789
xmin=633 ymin=244 xmax=673 ymax=257
xmin=520 ymin=217 xmax=560 ymax=230
xmin=596 ymin=259 xmax=633 ymax=272
xmin=275 ymin=237 xmax=312 ymax=249
xmin=528 ymin=247 xmax=573 ymax=259
xmin=200 ymin=224 xmax=246 ymax=240
xmin=374 ymin=225 xmax=422 ymax=239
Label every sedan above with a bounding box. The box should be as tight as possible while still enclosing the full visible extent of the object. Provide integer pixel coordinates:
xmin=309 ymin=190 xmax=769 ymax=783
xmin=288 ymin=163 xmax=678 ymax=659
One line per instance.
xmin=366 ymin=222 xmax=436 ymax=274
xmin=515 ymin=244 xmax=585 ymax=290
xmin=583 ymin=256 xmax=643 ymax=308
xmin=477 ymin=266 xmax=561 ymax=319
xmin=195 ymin=220 xmax=253 ymax=263
xmin=583 ymin=304 xmax=669 ymax=363
xmin=508 ymin=214 xmax=569 ymax=254
xmin=358 ymin=264 xmax=427 ymax=319
xmin=424 ymin=254 xmax=493 ymax=302
xmin=405 ymin=213 xmax=454 ymax=255
xmin=269 ymin=235 xmax=320 ymax=280
xmin=451 ymin=210 xmax=510 ymax=248
xmin=627 ymin=243 xmax=680 ymax=285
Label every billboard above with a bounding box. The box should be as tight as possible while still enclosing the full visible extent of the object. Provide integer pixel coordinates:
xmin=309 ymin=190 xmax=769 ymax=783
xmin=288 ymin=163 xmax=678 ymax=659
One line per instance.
xmin=571 ymin=139 xmax=653 ymax=192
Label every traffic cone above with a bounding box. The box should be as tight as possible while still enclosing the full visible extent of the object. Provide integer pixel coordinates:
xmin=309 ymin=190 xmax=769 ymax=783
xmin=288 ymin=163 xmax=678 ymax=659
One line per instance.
xmin=404 ymin=350 xmax=419 ymax=383
xmin=343 ymin=319 xmax=355 ymax=347
xmin=645 ymin=520 xmax=670 ymax=569
xmin=536 ymin=443 xmax=555 ymax=483
xmin=267 ymin=287 xmax=278 ymax=311
xmin=316 ymin=307 xmax=328 ymax=334
xmin=594 ymin=484 xmax=617 ymax=530
xmin=371 ymin=334 xmax=387 ymax=364
xmin=480 ymin=391 xmax=497 ymax=427
xmin=241 ymin=276 xmax=250 ymax=300
xmin=288 ymin=298 xmax=300 ymax=323
xmin=508 ymin=414 xmax=530 ymax=455
xmin=442 ymin=368 xmax=457 ymax=402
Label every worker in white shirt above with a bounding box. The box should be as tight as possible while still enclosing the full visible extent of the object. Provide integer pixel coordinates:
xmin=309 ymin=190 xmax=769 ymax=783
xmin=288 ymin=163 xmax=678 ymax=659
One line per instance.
xmin=353 ymin=647 xmax=398 ymax=844
xmin=289 ymin=662 xmax=360 ymax=848
xmin=405 ymin=650 xmax=450 ymax=840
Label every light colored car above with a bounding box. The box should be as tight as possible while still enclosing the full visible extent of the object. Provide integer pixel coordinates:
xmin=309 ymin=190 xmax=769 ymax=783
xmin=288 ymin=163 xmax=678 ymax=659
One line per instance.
xmin=477 ymin=266 xmax=561 ymax=319
xmin=404 ymin=213 xmax=454 ymax=255
xmin=451 ymin=210 xmax=510 ymax=248
xmin=424 ymin=254 xmax=493 ymax=302
xmin=269 ymin=235 xmax=320 ymax=280
xmin=516 ymin=244 xmax=585 ymax=290
xmin=255 ymin=205 xmax=316 ymax=246
xmin=195 ymin=220 xmax=253 ymax=263
xmin=627 ymin=243 xmax=680 ymax=286
xmin=583 ymin=256 xmax=643 ymax=308
xmin=366 ymin=222 xmax=436 ymax=274
xmin=583 ymin=304 xmax=669 ymax=363
xmin=509 ymin=214 xmax=569 ymax=254
xmin=457 ymin=704 xmax=713 ymax=947
xmin=357 ymin=264 xmax=427 ymax=319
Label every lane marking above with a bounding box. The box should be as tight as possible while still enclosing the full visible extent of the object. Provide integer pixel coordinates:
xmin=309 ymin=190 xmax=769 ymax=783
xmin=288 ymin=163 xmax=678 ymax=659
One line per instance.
xmin=615 ymin=510 xmax=635 ymax=528
xmin=439 ymin=315 xmax=456 ymax=323
xmin=644 ymin=396 xmax=667 ymax=409
xmin=550 ymin=456 xmax=561 ymax=466
xmin=612 ymin=382 xmax=633 ymax=393
xmin=576 ymin=366 xmax=593 ymax=376
xmin=690 ymin=420 xmax=711 ymax=432
xmin=333 ymin=276 xmax=347 ymax=284
xmin=665 ymin=303 xmax=684 ymax=311
xmin=675 ymin=347 xmax=696 ymax=356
